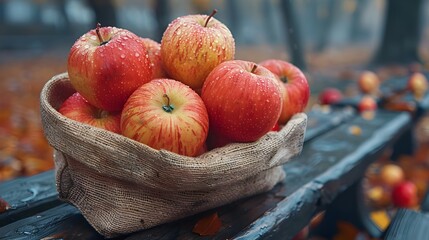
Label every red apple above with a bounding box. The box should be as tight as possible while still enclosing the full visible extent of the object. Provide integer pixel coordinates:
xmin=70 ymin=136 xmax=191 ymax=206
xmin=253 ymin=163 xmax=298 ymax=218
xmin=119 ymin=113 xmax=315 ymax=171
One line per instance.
xmin=58 ymin=92 xmax=121 ymax=134
xmin=358 ymin=71 xmax=380 ymax=95
xmin=206 ymin=130 xmax=233 ymax=150
xmin=139 ymin=37 xmax=168 ymax=79
xmin=68 ymin=24 xmax=153 ymax=112
xmin=201 ymin=60 xmax=282 ymax=142
xmin=358 ymin=96 xmax=377 ymax=112
xmin=161 ymin=10 xmax=235 ymax=90
xmin=318 ymin=88 xmax=343 ymax=105
xmin=121 ymin=78 xmax=209 ymax=157
xmin=391 ymin=181 xmax=418 ymax=208
xmin=259 ymin=59 xmax=310 ymax=124
xmin=408 ymin=72 xmax=428 ymax=100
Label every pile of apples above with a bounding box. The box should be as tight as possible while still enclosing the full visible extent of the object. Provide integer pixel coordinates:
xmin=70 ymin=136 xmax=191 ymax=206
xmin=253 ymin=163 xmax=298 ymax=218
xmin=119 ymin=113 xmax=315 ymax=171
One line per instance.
xmin=60 ymin=10 xmax=310 ymax=157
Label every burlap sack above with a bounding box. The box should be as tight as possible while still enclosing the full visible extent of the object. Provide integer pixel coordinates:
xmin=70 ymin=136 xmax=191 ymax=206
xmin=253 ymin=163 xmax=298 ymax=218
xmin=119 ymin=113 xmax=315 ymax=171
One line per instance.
xmin=40 ymin=73 xmax=307 ymax=238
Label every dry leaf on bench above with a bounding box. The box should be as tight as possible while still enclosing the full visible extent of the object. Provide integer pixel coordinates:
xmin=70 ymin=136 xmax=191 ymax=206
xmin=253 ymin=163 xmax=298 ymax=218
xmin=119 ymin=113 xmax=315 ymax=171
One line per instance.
xmin=192 ymin=212 xmax=222 ymax=236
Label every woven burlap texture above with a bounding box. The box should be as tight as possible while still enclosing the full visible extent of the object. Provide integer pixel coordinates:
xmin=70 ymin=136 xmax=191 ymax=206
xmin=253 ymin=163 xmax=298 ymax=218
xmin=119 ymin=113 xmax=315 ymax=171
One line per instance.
xmin=40 ymin=73 xmax=307 ymax=238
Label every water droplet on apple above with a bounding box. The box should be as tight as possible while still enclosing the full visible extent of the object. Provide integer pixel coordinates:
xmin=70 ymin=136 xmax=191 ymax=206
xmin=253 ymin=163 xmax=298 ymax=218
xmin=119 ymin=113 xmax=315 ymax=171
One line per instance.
xmin=145 ymin=54 xmax=149 ymax=58
xmin=84 ymin=45 xmax=90 ymax=49
xmin=135 ymin=53 xmax=140 ymax=57
xmin=118 ymin=47 xmax=122 ymax=51
xmin=266 ymin=100 xmax=270 ymax=103
xmin=90 ymin=35 xmax=97 ymax=40
xmin=120 ymin=54 xmax=125 ymax=59
xmin=239 ymin=70 xmax=244 ymax=74
xmin=123 ymin=36 xmax=129 ymax=40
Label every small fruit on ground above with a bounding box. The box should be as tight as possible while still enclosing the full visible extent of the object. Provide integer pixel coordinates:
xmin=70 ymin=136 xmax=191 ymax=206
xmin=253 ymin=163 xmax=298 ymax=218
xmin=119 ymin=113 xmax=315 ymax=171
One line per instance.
xmin=318 ymin=88 xmax=343 ymax=105
xmin=380 ymin=164 xmax=404 ymax=187
xmin=408 ymin=72 xmax=428 ymax=100
xmin=358 ymin=96 xmax=377 ymax=112
xmin=358 ymin=71 xmax=380 ymax=95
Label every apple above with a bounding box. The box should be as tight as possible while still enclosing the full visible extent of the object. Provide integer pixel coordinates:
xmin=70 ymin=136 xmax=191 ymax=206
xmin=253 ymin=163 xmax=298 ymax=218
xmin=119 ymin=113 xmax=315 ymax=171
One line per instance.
xmin=380 ymin=164 xmax=404 ymax=187
xmin=161 ymin=9 xmax=235 ymax=90
xmin=58 ymin=92 xmax=121 ymax=134
xmin=68 ymin=23 xmax=153 ymax=112
xmin=121 ymin=78 xmax=209 ymax=157
xmin=358 ymin=96 xmax=377 ymax=112
xmin=408 ymin=72 xmax=428 ymax=100
xmin=139 ymin=37 xmax=168 ymax=79
xmin=259 ymin=59 xmax=310 ymax=124
xmin=358 ymin=71 xmax=380 ymax=95
xmin=318 ymin=87 xmax=343 ymax=105
xmin=391 ymin=181 xmax=418 ymax=208
xmin=206 ymin=130 xmax=233 ymax=150
xmin=201 ymin=60 xmax=282 ymax=142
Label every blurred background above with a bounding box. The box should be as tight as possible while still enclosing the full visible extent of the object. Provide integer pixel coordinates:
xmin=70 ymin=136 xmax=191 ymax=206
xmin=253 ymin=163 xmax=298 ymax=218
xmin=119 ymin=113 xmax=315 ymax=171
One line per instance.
xmin=0 ymin=0 xmax=429 ymax=180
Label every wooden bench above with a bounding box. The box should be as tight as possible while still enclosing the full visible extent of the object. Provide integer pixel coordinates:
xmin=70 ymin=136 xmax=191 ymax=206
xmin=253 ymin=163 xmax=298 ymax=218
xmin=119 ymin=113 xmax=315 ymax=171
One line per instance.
xmin=0 ymin=105 xmax=412 ymax=239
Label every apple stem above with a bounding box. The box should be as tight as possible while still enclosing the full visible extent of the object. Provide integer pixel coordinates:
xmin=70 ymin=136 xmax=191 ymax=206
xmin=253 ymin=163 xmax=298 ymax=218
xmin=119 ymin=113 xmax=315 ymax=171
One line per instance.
xmin=162 ymin=94 xmax=175 ymax=113
xmin=251 ymin=64 xmax=258 ymax=74
xmin=96 ymin=23 xmax=108 ymax=46
xmin=204 ymin=9 xmax=218 ymax=27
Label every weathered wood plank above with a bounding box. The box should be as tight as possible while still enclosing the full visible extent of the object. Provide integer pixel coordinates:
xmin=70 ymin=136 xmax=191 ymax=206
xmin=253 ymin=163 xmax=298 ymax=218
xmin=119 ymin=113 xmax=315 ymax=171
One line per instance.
xmin=0 ymin=170 xmax=60 ymax=227
xmin=233 ymin=111 xmax=411 ymax=239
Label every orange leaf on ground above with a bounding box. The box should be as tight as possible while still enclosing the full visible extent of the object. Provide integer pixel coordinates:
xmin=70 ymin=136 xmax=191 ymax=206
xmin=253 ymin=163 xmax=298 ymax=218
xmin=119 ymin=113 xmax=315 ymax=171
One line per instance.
xmin=192 ymin=212 xmax=222 ymax=236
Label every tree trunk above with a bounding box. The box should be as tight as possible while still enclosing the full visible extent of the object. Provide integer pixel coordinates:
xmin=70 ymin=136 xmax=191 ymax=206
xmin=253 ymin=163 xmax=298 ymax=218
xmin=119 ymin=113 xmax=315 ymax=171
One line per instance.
xmin=280 ymin=0 xmax=306 ymax=70
xmin=87 ymin=0 xmax=117 ymax=27
xmin=373 ymin=0 xmax=423 ymax=65
xmin=154 ymin=0 xmax=170 ymax=42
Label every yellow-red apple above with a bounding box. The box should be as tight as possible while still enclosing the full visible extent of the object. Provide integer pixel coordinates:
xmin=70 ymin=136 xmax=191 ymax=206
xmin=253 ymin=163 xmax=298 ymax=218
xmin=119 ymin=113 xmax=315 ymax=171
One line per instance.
xmin=201 ymin=60 xmax=282 ymax=142
xmin=59 ymin=92 xmax=121 ymax=134
xmin=68 ymin=24 xmax=153 ymax=112
xmin=391 ymin=181 xmax=418 ymax=208
xmin=358 ymin=71 xmax=380 ymax=95
xmin=121 ymin=79 xmax=209 ymax=157
xmin=358 ymin=96 xmax=377 ymax=112
xmin=161 ymin=10 xmax=235 ymax=91
xmin=408 ymin=72 xmax=428 ymax=100
xmin=259 ymin=59 xmax=310 ymax=124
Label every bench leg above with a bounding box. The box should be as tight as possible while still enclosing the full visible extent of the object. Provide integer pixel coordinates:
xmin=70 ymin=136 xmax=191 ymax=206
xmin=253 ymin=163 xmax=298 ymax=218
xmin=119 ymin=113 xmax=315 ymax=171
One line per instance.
xmin=312 ymin=179 xmax=382 ymax=239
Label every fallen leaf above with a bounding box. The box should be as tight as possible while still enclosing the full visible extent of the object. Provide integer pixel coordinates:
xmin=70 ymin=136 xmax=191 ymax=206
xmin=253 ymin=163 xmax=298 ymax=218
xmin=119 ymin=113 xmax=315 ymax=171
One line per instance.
xmin=348 ymin=125 xmax=362 ymax=136
xmin=192 ymin=212 xmax=222 ymax=236
xmin=0 ymin=197 xmax=10 ymax=213
xmin=370 ymin=210 xmax=391 ymax=231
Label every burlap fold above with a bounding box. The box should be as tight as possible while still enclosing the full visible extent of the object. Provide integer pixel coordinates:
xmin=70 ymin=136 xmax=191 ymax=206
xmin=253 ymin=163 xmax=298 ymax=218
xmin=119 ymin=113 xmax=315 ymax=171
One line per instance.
xmin=40 ymin=73 xmax=307 ymax=238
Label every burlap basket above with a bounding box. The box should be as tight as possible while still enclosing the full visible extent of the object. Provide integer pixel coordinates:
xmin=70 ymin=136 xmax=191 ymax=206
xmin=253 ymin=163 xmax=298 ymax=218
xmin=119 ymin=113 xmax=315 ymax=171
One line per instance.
xmin=40 ymin=73 xmax=307 ymax=238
